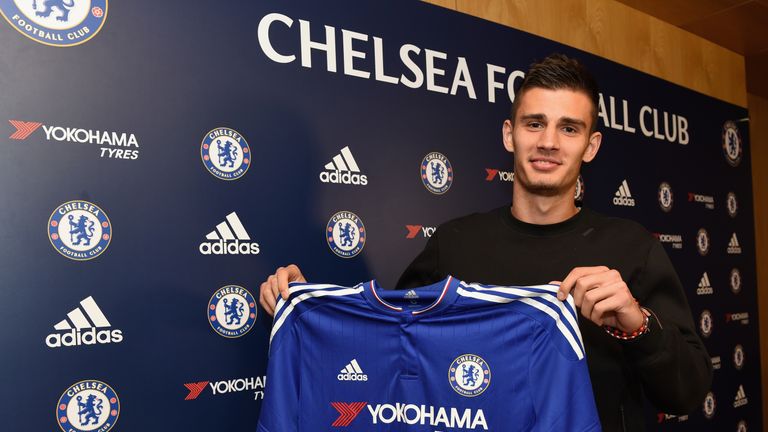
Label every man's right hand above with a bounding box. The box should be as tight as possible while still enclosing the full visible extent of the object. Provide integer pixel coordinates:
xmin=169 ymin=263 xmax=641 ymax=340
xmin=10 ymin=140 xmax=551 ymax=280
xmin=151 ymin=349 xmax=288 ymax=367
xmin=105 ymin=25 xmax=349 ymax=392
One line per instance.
xmin=259 ymin=264 xmax=306 ymax=316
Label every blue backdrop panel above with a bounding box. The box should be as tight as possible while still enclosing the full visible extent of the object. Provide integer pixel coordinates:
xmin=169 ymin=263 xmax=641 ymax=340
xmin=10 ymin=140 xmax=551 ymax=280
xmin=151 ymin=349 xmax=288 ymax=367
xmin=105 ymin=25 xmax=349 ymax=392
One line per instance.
xmin=0 ymin=0 xmax=759 ymax=431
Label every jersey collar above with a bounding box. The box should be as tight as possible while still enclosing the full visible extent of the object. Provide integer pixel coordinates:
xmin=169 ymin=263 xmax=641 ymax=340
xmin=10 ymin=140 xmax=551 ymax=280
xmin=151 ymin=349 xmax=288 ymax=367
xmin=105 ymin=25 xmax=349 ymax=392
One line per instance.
xmin=364 ymin=276 xmax=460 ymax=316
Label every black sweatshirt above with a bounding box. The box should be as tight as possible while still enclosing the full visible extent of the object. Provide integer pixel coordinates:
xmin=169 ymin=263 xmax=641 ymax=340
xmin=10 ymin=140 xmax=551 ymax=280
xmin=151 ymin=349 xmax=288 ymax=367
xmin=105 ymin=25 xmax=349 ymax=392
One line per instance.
xmin=396 ymin=205 xmax=712 ymax=432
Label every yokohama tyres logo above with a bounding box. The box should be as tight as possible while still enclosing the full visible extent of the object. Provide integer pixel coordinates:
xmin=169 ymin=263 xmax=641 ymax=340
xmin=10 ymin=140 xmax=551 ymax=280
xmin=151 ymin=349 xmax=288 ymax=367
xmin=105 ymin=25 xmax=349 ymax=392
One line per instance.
xmin=8 ymin=120 xmax=42 ymax=139
xmin=184 ymin=381 xmax=210 ymax=400
xmin=485 ymin=168 xmax=514 ymax=182
xmin=405 ymin=225 xmax=435 ymax=239
xmin=405 ymin=225 xmax=422 ymax=238
xmin=331 ymin=402 xmax=367 ymax=426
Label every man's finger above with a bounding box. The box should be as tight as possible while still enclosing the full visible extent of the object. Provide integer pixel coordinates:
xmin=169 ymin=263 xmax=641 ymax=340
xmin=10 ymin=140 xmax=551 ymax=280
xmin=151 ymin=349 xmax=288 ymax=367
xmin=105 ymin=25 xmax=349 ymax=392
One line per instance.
xmin=267 ymin=275 xmax=280 ymax=302
xmin=579 ymin=285 xmax=614 ymax=323
xmin=275 ymin=267 xmax=291 ymax=300
xmin=276 ymin=265 xmax=305 ymax=300
xmin=259 ymin=282 xmax=275 ymax=316
xmin=558 ymin=266 xmax=609 ymax=300
xmin=589 ymin=291 xmax=625 ymax=327
xmin=570 ymin=271 xmax=613 ymax=306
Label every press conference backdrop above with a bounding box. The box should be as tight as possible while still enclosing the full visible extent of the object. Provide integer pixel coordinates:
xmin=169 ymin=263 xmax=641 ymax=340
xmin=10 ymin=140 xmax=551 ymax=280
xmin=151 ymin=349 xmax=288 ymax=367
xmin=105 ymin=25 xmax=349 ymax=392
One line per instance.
xmin=0 ymin=0 xmax=759 ymax=431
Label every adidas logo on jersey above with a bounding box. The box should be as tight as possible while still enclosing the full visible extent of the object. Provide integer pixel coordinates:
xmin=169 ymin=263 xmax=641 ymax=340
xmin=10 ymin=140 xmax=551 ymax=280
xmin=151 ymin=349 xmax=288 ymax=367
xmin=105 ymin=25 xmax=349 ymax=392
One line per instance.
xmin=697 ymin=272 xmax=713 ymax=295
xmin=338 ymin=359 xmax=368 ymax=381
xmin=45 ymin=296 xmax=123 ymax=348
xmin=320 ymin=146 xmax=368 ymax=185
xmin=199 ymin=212 xmax=260 ymax=255
xmin=727 ymin=233 xmax=742 ymax=254
xmin=733 ymin=385 xmax=748 ymax=407
xmin=404 ymin=290 xmax=419 ymax=299
xmin=613 ymin=180 xmax=636 ymax=206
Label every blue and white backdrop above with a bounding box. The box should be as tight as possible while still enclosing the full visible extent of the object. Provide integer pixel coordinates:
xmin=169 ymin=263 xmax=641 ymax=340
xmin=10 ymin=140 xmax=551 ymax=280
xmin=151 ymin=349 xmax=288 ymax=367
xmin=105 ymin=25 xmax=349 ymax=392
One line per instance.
xmin=0 ymin=0 xmax=760 ymax=431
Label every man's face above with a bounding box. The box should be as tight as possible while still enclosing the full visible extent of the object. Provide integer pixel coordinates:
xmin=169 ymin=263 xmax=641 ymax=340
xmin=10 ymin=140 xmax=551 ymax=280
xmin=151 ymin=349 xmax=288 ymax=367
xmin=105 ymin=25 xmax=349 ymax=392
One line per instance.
xmin=503 ymin=87 xmax=601 ymax=197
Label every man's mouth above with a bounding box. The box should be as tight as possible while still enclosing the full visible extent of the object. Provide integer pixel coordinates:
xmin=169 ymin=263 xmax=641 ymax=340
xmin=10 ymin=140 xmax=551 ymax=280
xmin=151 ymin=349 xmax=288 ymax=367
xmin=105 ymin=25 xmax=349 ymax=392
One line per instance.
xmin=529 ymin=158 xmax=561 ymax=171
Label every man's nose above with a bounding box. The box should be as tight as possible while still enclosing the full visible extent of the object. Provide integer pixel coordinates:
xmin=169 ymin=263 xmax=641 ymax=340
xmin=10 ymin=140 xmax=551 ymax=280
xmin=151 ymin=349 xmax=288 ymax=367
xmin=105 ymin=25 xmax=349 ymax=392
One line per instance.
xmin=537 ymin=127 xmax=560 ymax=150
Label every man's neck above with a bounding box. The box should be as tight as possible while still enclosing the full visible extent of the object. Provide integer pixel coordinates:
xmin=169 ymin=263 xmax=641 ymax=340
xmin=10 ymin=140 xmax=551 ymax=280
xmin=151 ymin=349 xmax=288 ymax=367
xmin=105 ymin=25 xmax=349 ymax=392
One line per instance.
xmin=510 ymin=187 xmax=579 ymax=225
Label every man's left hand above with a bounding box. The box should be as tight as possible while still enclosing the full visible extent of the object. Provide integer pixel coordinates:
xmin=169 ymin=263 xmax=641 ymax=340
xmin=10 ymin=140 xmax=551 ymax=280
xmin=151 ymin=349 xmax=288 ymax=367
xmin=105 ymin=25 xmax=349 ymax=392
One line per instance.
xmin=555 ymin=266 xmax=644 ymax=332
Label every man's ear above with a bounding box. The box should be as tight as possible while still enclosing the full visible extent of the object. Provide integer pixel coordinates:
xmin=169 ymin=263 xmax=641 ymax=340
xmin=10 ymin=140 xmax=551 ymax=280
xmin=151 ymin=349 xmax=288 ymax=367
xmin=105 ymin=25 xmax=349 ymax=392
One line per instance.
xmin=582 ymin=131 xmax=602 ymax=162
xmin=502 ymin=119 xmax=514 ymax=154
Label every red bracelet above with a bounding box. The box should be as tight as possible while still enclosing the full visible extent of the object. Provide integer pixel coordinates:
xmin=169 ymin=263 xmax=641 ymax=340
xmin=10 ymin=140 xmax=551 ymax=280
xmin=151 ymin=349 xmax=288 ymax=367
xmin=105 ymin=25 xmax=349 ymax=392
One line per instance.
xmin=603 ymin=306 xmax=651 ymax=340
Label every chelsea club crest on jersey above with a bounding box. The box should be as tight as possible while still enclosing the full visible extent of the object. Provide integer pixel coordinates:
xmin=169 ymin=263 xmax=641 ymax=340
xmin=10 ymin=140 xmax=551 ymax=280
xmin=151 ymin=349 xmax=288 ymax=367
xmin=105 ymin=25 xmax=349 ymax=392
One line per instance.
xmin=48 ymin=200 xmax=111 ymax=261
xmin=449 ymin=354 xmax=491 ymax=397
xmin=56 ymin=379 xmax=120 ymax=432
xmin=0 ymin=0 xmax=108 ymax=47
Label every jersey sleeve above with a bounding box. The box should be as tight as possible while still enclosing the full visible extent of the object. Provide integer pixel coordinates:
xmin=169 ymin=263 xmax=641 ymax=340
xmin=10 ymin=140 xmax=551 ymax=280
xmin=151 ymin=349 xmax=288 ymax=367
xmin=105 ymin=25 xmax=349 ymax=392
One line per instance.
xmin=257 ymin=305 xmax=301 ymax=432
xmin=528 ymin=318 xmax=602 ymax=432
xmin=623 ymin=240 xmax=713 ymax=413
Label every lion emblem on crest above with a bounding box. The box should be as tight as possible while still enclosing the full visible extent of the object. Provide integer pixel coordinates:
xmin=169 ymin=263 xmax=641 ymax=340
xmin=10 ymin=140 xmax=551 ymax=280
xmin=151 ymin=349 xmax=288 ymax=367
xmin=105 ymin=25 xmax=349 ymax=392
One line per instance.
xmin=33 ymin=0 xmax=75 ymax=22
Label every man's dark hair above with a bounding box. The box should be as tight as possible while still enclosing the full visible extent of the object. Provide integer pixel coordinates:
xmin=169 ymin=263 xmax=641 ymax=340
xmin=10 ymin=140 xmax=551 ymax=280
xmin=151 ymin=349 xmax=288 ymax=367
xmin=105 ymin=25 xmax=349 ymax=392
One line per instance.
xmin=511 ymin=53 xmax=600 ymax=133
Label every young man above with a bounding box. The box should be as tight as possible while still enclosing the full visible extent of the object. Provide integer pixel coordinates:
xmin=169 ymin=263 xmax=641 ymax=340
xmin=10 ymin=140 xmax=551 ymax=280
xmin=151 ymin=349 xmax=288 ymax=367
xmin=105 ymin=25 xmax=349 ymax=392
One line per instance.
xmin=259 ymin=54 xmax=712 ymax=431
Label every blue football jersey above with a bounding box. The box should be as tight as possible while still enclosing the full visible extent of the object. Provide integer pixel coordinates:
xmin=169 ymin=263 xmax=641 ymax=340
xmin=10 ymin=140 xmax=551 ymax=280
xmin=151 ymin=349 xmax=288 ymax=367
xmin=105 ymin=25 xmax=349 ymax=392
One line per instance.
xmin=257 ymin=276 xmax=601 ymax=432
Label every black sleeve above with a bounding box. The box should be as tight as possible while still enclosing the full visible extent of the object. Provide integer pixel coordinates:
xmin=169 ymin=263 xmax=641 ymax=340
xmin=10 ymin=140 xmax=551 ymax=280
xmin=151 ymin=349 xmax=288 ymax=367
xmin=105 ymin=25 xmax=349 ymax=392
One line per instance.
xmin=623 ymin=241 xmax=713 ymax=414
xmin=395 ymin=227 xmax=446 ymax=289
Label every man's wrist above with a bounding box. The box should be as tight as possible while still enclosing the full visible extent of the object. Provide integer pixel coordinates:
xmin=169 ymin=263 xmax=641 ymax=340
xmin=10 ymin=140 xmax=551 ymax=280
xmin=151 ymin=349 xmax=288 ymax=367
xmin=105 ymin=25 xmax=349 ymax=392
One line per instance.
xmin=604 ymin=306 xmax=651 ymax=340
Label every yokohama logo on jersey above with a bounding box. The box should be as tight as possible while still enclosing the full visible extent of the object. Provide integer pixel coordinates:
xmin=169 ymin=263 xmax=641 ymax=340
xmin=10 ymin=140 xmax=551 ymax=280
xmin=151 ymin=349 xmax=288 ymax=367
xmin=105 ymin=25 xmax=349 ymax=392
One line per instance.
xmin=331 ymin=401 xmax=488 ymax=430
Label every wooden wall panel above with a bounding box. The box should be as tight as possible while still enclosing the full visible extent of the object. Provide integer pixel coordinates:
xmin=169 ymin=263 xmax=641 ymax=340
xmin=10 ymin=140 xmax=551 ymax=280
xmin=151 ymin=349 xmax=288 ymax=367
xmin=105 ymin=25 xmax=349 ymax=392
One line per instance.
xmin=423 ymin=0 xmax=456 ymax=11
xmin=748 ymin=93 xmax=768 ymax=429
xmin=422 ymin=0 xmax=747 ymax=108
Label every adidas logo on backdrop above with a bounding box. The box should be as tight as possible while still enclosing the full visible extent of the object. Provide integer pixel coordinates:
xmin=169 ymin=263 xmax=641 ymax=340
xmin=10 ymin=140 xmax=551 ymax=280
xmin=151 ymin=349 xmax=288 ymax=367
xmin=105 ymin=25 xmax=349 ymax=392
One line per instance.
xmin=338 ymin=359 xmax=368 ymax=381
xmin=46 ymin=296 xmax=123 ymax=348
xmin=320 ymin=146 xmax=368 ymax=185
xmin=733 ymin=385 xmax=748 ymax=408
xmin=199 ymin=212 xmax=260 ymax=255
xmin=727 ymin=233 xmax=742 ymax=254
xmin=613 ymin=179 xmax=636 ymax=206
xmin=697 ymin=272 xmax=714 ymax=295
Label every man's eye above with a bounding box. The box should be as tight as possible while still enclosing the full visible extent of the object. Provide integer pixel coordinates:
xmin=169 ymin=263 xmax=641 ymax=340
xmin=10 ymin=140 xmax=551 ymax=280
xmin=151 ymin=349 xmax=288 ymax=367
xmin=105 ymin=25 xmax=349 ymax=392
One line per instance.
xmin=527 ymin=122 xmax=543 ymax=129
xmin=562 ymin=126 xmax=578 ymax=134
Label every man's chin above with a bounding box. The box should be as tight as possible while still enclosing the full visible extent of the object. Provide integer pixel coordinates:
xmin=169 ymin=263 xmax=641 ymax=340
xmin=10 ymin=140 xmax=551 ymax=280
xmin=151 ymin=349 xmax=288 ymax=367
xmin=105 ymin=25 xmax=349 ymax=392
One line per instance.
xmin=518 ymin=181 xmax=566 ymax=197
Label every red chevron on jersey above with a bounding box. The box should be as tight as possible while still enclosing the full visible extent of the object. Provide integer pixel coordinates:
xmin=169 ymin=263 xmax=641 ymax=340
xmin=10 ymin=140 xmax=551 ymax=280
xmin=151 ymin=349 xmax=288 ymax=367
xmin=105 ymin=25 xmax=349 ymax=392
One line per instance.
xmin=183 ymin=381 xmax=210 ymax=400
xmin=8 ymin=120 xmax=42 ymax=140
xmin=331 ymin=401 xmax=367 ymax=427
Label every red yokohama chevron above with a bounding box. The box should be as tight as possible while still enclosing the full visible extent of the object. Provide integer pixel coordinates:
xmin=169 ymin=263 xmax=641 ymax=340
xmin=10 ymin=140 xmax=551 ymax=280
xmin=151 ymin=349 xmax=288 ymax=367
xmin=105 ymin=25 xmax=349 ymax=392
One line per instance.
xmin=405 ymin=225 xmax=422 ymax=239
xmin=8 ymin=120 xmax=42 ymax=140
xmin=183 ymin=381 xmax=210 ymax=400
xmin=331 ymin=401 xmax=367 ymax=427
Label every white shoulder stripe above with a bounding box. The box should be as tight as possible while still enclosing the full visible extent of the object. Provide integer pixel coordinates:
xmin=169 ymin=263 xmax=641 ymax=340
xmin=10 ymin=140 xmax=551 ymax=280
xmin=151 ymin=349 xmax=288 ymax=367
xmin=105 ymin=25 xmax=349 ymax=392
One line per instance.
xmin=457 ymin=287 xmax=585 ymax=360
xmin=288 ymin=283 xmax=345 ymax=294
xmin=273 ymin=284 xmax=350 ymax=317
xmin=270 ymin=287 xmax=364 ymax=345
xmin=462 ymin=283 xmax=581 ymax=337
